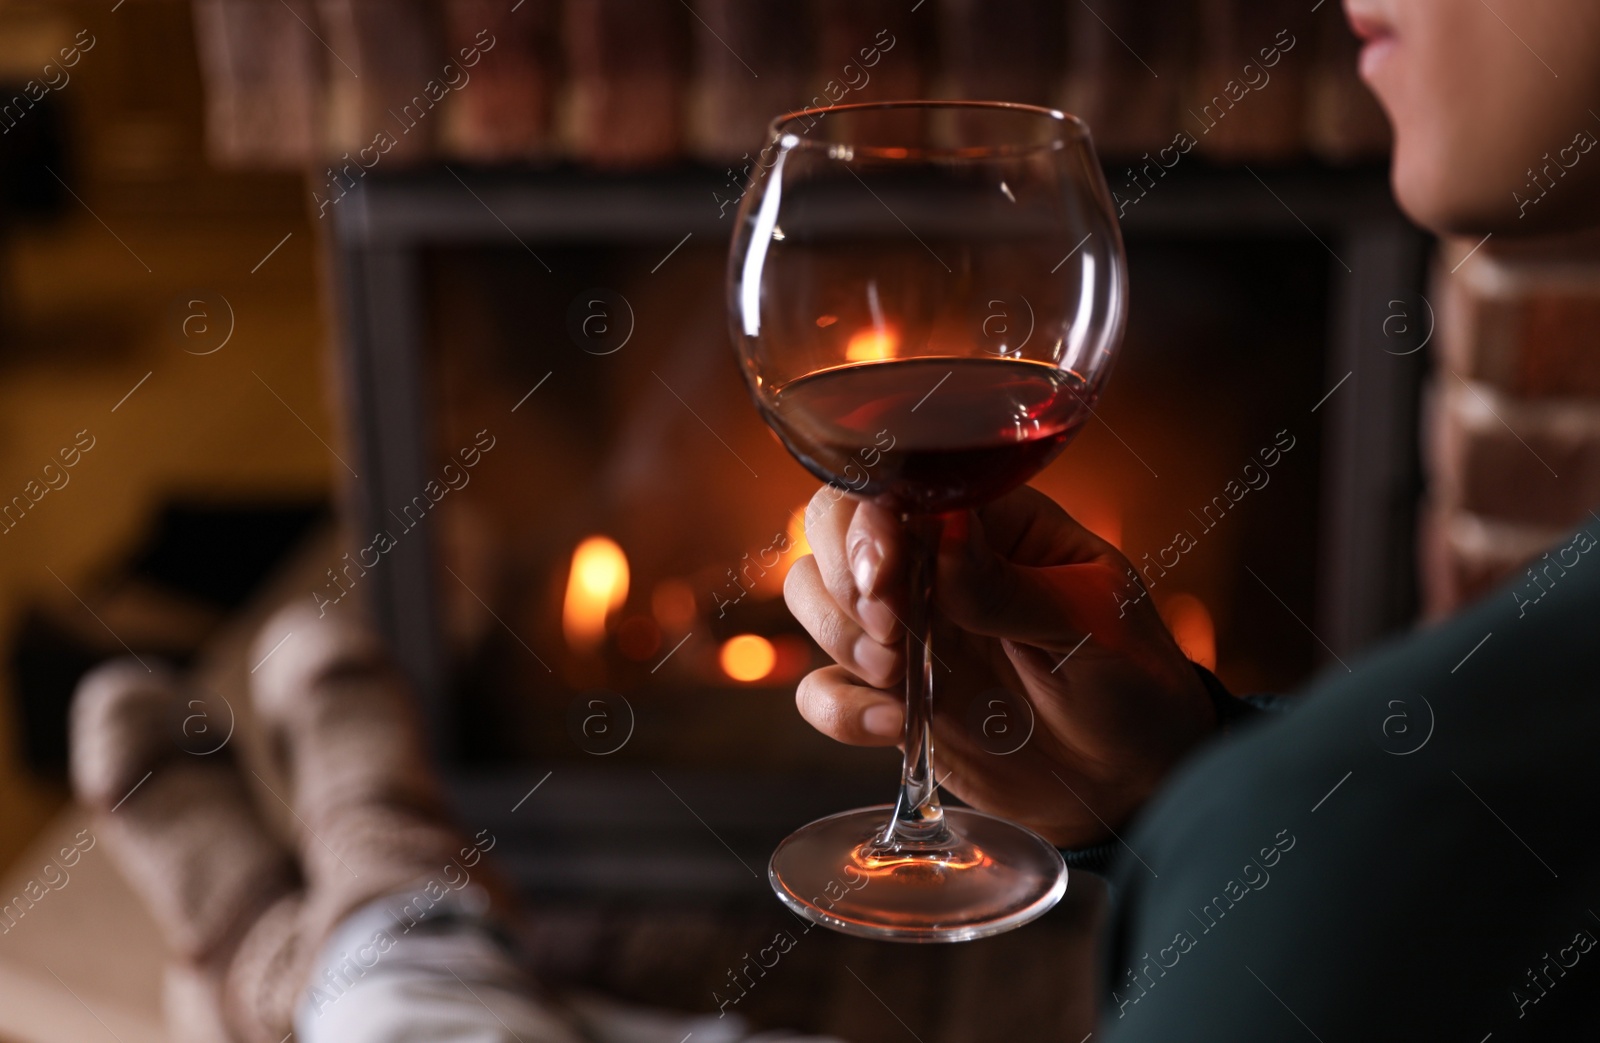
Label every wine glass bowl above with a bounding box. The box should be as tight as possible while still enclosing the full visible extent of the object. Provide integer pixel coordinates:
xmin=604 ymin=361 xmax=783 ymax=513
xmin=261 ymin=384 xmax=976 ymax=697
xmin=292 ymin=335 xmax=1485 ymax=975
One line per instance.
xmin=728 ymin=101 xmax=1128 ymax=941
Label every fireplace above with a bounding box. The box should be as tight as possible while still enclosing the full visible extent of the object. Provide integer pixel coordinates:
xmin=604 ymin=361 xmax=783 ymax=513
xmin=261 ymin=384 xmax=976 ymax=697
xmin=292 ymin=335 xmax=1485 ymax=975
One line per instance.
xmin=331 ymin=161 xmax=1426 ymax=895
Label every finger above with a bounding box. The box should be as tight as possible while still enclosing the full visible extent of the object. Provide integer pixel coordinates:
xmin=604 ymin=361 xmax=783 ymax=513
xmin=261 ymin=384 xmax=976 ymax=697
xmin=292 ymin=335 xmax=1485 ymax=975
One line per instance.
xmin=795 ymin=665 xmax=903 ymax=747
xmin=802 ymin=485 xmax=861 ymax=616
xmin=971 ymin=485 xmax=1122 ymax=569
xmin=841 ymin=498 xmax=905 ymax=642
xmin=783 ymin=556 xmax=903 ymax=689
xmin=936 ymin=507 xmax=1131 ymax=652
xmin=803 ymin=486 xmax=902 ymax=643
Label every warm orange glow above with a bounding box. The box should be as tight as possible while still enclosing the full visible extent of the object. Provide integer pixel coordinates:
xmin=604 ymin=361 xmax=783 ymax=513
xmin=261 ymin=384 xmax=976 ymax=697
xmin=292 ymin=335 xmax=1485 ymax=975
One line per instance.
xmin=651 ymin=578 xmax=697 ymax=632
xmin=720 ymin=634 xmax=777 ymax=682
xmin=563 ymin=536 xmax=629 ymax=651
xmin=745 ymin=512 xmax=807 ymax=600
xmin=769 ymin=634 xmax=813 ymax=682
xmin=786 ymin=510 xmax=811 ymax=559
xmin=849 ymin=841 xmax=992 ymax=875
xmin=1077 ymin=501 xmax=1122 ymax=551
xmin=845 ymin=325 xmax=899 ymax=362
xmin=1161 ymin=593 xmax=1216 ymax=671
xmin=616 ymin=615 xmax=661 ymax=661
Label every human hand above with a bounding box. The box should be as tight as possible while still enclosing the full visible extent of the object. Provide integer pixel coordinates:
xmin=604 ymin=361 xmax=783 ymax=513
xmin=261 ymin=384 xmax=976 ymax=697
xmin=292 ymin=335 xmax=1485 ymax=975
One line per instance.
xmin=783 ymin=484 xmax=1218 ymax=848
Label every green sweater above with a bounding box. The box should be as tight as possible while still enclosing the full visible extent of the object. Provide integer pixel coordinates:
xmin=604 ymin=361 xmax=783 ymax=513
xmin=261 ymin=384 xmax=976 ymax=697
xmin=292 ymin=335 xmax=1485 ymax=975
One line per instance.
xmin=1100 ymin=521 xmax=1600 ymax=1040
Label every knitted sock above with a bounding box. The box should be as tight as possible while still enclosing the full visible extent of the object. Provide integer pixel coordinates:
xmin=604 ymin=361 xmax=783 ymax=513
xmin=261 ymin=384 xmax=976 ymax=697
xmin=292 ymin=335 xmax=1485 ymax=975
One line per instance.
xmin=70 ymin=660 xmax=300 ymax=1043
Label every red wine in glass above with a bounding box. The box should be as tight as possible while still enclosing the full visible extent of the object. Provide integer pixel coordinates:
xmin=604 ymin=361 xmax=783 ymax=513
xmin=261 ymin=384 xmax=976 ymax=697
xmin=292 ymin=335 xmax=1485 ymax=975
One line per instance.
xmin=762 ymin=356 xmax=1094 ymax=515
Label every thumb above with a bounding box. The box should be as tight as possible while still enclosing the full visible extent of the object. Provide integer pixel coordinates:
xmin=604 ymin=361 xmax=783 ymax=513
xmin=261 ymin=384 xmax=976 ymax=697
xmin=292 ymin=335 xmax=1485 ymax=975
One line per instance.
xmin=934 ymin=509 xmax=1144 ymax=655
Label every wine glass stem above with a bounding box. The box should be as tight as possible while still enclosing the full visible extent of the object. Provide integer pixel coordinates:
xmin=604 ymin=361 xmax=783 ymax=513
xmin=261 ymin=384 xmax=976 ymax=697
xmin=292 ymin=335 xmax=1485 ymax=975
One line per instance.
xmin=881 ymin=511 xmax=952 ymax=849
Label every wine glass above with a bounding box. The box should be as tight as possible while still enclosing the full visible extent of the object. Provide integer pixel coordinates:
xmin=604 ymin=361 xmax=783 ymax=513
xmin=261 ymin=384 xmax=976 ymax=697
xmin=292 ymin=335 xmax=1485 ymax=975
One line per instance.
xmin=727 ymin=100 xmax=1127 ymax=942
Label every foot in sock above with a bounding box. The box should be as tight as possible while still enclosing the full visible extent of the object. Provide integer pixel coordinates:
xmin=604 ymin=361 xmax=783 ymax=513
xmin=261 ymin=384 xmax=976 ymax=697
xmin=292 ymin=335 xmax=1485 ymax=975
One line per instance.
xmin=70 ymin=659 xmax=301 ymax=1042
xmin=248 ymin=603 xmax=517 ymax=956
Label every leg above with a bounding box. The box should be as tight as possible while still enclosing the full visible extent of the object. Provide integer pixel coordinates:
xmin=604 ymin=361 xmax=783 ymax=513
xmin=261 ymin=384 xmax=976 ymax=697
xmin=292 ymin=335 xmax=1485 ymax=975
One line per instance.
xmin=252 ymin=604 xmax=573 ymax=1043
xmin=70 ymin=660 xmax=301 ymax=1043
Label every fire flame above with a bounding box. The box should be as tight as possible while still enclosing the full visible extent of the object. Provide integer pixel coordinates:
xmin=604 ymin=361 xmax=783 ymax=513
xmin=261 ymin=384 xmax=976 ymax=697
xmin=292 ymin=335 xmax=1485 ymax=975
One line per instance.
xmin=563 ymin=535 xmax=629 ymax=651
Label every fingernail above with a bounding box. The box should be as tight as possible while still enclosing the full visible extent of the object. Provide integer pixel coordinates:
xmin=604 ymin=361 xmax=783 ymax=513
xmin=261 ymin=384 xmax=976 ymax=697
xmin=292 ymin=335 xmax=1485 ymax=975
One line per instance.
xmin=850 ymin=538 xmax=882 ymax=596
xmin=853 ymin=634 xmax=897 ymax=684
xmin=862 ymin=703 xmax=904 ymax=739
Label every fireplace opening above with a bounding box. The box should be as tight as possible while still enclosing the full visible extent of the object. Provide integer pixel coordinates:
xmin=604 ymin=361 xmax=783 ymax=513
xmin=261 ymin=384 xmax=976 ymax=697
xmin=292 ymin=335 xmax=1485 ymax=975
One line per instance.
xmin=418 ymin=229 xmax=1331 ymax=772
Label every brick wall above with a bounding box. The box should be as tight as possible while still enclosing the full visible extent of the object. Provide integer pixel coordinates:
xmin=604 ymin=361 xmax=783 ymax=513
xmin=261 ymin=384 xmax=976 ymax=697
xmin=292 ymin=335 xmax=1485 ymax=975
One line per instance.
xmin=1422 ymin=236 xmax=1600 ymax=614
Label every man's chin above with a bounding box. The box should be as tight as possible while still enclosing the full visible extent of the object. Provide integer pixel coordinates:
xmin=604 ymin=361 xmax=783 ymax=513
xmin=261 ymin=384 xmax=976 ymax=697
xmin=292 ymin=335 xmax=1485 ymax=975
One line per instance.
xmin=1389 ymin=157 xmax=1475 ymax=237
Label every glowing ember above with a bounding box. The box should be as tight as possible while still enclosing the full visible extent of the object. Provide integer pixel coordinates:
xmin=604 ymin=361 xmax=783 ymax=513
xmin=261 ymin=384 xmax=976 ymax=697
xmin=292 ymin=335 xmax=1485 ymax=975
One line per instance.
xmin=720 ymin=633 xmax=777 ymax=682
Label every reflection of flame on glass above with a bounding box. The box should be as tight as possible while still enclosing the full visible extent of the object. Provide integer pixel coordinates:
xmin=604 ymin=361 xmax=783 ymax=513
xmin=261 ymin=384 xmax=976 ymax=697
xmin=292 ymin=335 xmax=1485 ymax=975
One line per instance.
xmin=849 ymin=840 xmax=992 ymax=875
xmin=720 ymin=634 xmax=776 ymax=682
xmin=1160 ymin=593 xmax=1216 ymax=671
xmin=845 ymin=325 xmax=898 ymax=362
xmin=563 ymin=536 xmax=629 ymax=651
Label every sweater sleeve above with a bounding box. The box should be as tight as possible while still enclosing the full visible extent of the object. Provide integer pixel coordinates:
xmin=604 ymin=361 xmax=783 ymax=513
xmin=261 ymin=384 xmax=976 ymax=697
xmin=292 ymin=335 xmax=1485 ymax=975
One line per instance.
xmin=1059 ymin=663 xmax=1288 ymax=875
xmin=1194 ymin=663 xmax=1291 ymax=730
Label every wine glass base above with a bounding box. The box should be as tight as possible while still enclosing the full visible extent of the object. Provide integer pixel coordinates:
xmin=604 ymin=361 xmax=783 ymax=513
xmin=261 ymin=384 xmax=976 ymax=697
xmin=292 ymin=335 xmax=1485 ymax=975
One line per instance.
xmin=768 ymin=805 xmax=1067 ymax=943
